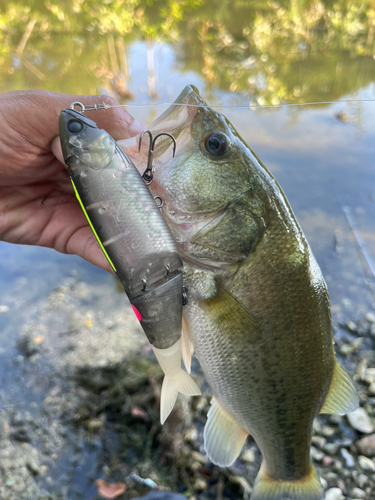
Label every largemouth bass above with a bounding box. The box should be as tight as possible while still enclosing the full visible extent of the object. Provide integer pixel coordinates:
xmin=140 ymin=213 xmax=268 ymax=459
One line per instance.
xmin=59 ymin=107 xmax=200 ymax=424
xmin=120 ymin=85 xmax=359 ymax=500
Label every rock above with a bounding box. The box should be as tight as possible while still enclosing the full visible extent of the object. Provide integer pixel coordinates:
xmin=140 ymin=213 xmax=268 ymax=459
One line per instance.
xmin=311 ymin=436 xmax=326 ymax=449
xmin=340 ymin=448 xmax=355 ymax=467
xmin=358 ymin=455 xmax=375 ymax=471
xmin=340 ymin=343 xmax=358 ymax=355
xmin=347 ymin=408 xmax=374 ymax=434
xmin=11 ymin=427 xmax=33 ymax=443
xmin=356 ymin=433 xmax=375 ymax=456
xmin=26 ymin=456 xmax=40 ymax=475
xmin=356 ymin=360 xmax=368 ymax=380
xmin=241 ymin=448 xmax=256 ymax=463
xmin=365 ymin=368 xmax=375 ymax=381
xmin=16 ymin=335 xmax=41 ymax=358
xmin=325 ymin=487 xmax=344 ymax=500
xmin=346 ymin=320 xmax=357 ymax=332
xmin=368 ymin=382 xmax=375 ymax=395
xmin=324 ymin=443 xmax=339 ymax=455
xmin=356 ymin=474 xmax=368 ymax=489
xmin=323 ymin=456 xmax=334 ymax=467
xmin=310 ymin=446 xmax=324 ymax=462
xmin=365 ymin=312 xmax=375 ymax=324
xmin=193 ymin=479 xmax=207 ymax=491
xmin=321 ymin=425 xmax=335 ymax=437
xmin=350 ymin=487 xmax=366 ymax=499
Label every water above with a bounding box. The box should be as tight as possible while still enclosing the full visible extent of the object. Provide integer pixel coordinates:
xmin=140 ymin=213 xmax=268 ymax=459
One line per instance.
xmin=0 ymin=1 xmax=375 ymax=498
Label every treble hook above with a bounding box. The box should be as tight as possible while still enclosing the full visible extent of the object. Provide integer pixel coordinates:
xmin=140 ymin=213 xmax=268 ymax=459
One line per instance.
xmin=138 ymin=130 xmax=177 ymax=185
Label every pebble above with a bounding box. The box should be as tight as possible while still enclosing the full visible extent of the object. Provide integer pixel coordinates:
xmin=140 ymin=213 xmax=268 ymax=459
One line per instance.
xmin=241 ymin=448 xmax=256 ymax=463
xmin=356 ymin=474 xmax=368 ymax=488
xmin=368 ymin=382 xmax=375 ymax=395
xmin=321 ymin=425 xmax=336 ymax=437
xmin=365 ymin=368 xmax=375 ymax=380
xmin=325 ymin=487 xmax=344 ymax=500
xmin=347 ymin=408 xmax=374 ymax=434
xmin=340 ymin=342 xmax=359 ymax=355
xmin=193 ymin=479 xmax=207 ymax=491
xmin=26 ymin=456 xmax=40 ymax=475
xmin=0 ymin=305 xmax=9 ymax=314
xmin=356 ymin=359 xmax=368 ymax=381
xmin=340 ymin=448 xmax=355 ymax=467
xmin=311 ymin=446 xmax=324 ymax=462
xmin=356 ymin=433 xmax=375 ymax=457
xmin=325 ymin=443 xmax=339 ymax=455
xmin=351 ymin=487 xmax=366 ymax=499
xmin=311 ymin=435 xmax=326 ymax=449
xmin=358 ymin=455 xmax=375 ymax=471
xmin=365 ymin=312 xmax=375 ymax=324
xmin=346 ymin=320 xmax=357 ymax=332
xmin=323 ymin=456 xmax=334 ymax=467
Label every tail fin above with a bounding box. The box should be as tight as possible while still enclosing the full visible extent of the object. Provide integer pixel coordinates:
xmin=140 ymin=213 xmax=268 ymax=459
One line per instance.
xmin=160 ymin=370 xmax=201 ymax=424
xmin=251 ymin=462 xmax=323 ymax=500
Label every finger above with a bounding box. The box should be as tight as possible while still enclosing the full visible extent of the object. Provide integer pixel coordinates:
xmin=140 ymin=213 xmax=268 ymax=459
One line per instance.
xmin=0 ymin=90 xmax=144 ymax=150
xmin=51 ymin=136 xmax=64 ymax=164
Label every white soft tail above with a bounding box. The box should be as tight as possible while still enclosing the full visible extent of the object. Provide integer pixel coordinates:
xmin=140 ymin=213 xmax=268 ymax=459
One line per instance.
xmin=153 ymin=339 xmax=201 ymax=424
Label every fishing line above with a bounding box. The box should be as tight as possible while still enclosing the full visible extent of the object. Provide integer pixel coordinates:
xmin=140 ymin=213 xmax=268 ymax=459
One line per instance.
xmin=103 ymin=98 xmax=375 ymax=110
xmin=74 ymin=98 xmax=375 ymax=113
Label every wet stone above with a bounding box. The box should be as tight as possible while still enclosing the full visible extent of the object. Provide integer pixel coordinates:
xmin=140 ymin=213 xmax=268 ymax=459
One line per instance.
xmin=356 ymin=434 xmax=375 ymax=457
xmin=311 ymin=446 xmax=324 ymax=462
xmin=365 ymin=312 xmax=375 ymax=324
xmin=311 ymin=435 xmax=326 ymax=449
xmin=11 ymin=427 xmax=33 ymax=443
xmin=241 ymin=448 xmax=256 ymax=463
xmin=358 ymin=455 xmax=375 ymax=471
xmin=351 ymin=487 xmax=366 ymax=499
xmin=16 ymin=335 xmax=41 ymax=358
xmin=355 ymin=474 xmax=369 ymax=488
xmin=325 ymin=443 xmax=339 ymax=455
xmin=321 ymin=425 xmax=336 ymax=437
xmin=26 ymin=456 xmax=40 ymax=475
xmin=325 ymin=487 xmax=344 ymax=500
xmin=347 ymin=408 xmax=374 ymax=434
xmin=340 ymin=448 xmax=355 ymax=467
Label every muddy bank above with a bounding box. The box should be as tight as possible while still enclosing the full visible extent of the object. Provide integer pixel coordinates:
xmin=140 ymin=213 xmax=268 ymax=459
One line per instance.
xmin=0 ymin=276 xmax=375 ymax=499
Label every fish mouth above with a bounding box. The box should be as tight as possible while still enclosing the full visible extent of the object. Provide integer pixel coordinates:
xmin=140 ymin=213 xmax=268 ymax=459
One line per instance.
xmin=118 ymin=84 xmax=207 ymax=175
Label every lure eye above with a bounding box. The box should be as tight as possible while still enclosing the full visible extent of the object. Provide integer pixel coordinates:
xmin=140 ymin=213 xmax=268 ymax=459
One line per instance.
xmin=68 ymin=120 xmax=84 ymax=133
xmin=204 ymin=131 xmax=228 ymax=157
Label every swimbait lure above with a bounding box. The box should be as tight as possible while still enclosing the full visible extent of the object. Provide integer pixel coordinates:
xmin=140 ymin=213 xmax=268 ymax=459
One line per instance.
xmin=59 ymin=104 xmax=200 ymax=423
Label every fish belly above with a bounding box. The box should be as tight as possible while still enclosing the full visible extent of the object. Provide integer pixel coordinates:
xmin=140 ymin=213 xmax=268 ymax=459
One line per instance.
xmin=184 ymin=267 xmax=334 ymax=480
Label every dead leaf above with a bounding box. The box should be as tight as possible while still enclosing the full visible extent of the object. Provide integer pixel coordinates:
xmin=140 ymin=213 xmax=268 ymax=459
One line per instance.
xmin=85 ymin=319 xmax=93 ymax=327
xmin=95 ymin=479 xmax=126 ymax=499
xmin=33 ymin=336 xmax=44 ymax=344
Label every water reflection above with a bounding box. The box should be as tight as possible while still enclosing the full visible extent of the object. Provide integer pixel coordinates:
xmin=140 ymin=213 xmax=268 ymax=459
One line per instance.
xmin=0 ymin=0 xmax=374 ymax=105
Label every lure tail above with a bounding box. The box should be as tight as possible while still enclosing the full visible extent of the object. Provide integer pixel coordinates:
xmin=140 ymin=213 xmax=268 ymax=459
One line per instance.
xmin=251 ymin=462 xmax=323 ymax=500
xmin=153 ymin=339 xmax=201 ymax=424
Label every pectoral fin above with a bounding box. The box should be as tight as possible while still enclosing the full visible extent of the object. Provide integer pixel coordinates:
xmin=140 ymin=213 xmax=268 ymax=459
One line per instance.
xmin=204 ymin=397 xmax=248 ymax=467
xmin=320 ymin=360 xmax=359 ymax=415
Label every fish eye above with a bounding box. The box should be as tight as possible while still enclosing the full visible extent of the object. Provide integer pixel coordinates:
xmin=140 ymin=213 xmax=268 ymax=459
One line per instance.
xmin=204 ymin=131 xmax=228 ymax=157
xmin=67 ymin=120 xmax=84 ymax=133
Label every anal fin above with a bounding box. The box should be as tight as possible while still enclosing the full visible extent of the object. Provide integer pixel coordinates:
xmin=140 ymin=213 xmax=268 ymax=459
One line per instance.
xmin=204 ymin=397 xmax=248 ymax=467
xmin=181 ymin=315 xmax=194 ymax=374
xmin=320 ymin=360 xmax=359 ymax=415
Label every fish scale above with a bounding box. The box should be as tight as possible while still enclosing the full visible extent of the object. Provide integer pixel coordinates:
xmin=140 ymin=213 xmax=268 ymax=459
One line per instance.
xmin=119 ymin=84 xmax=359 ymax=500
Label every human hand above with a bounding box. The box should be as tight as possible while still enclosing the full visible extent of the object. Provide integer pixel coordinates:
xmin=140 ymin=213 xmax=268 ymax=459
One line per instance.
xmin=0 ymin=90 xmax=143 ymax=272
